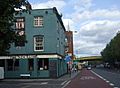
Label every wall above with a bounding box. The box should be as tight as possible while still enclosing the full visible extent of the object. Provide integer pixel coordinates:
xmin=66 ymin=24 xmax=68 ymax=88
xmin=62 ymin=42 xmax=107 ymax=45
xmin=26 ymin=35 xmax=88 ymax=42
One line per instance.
xmin=10 ymin=9 xmax=66 ymax=55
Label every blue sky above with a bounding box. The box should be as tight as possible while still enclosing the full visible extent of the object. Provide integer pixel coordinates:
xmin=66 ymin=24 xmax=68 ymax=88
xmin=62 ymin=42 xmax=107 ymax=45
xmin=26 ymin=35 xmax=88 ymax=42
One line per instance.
xmin=28 ymin=0 xmax=120 ymax=57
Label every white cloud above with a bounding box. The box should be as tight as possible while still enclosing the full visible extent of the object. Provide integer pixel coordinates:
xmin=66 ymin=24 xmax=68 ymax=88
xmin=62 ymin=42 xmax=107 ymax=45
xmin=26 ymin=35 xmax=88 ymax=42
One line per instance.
xmin=79 ymin=20 xmax=120 ymax=36
xmin=74 ymin=40 xmax=105 ymax=57
xmin=73 ymin=0 xmax=93 ymax=11
xmin=79 ymin=43 xmax=104 ymax=54
xmin=70 ymin=9 xmax=120 ymax=22
xmin=74 ymin=20 xmax=120 ymax=57
xmin=31 ymin=0 xmax=66 ymax=11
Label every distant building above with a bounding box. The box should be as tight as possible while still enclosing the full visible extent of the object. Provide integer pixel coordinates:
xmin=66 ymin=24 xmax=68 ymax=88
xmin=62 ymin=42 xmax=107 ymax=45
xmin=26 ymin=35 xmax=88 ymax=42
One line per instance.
xmin=65 ymin=31 xmax=74 ymax=59
xmin=0 ymin=7 xmax=67 ymax=78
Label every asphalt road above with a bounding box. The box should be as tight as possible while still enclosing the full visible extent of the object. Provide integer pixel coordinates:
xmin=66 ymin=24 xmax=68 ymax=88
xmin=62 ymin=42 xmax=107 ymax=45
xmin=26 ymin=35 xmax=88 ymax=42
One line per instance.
xmin=65 ymin=69 xmax=113 ymax=88
xmin=93 ymin=68 xmax=120 ymax=88
xmin=0 ymin=79 xmax=67 ymax=88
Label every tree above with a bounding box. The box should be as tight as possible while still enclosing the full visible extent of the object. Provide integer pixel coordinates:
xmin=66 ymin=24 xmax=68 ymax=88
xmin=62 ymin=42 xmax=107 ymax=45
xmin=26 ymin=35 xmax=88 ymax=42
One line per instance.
xmin=0 ymin=0 xmax=31 ymax=55
xmin=101 ymin=32 xmax=120 ymax=67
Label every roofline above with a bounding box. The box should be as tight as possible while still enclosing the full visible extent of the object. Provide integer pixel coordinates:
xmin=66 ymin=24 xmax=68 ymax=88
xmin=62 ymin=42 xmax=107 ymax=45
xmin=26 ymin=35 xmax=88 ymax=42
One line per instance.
xmin=16 ymin=7 xmax=66 ymax=31
xmin=30 ymin=8 xmax=54 ymax=11
xmin=53 ymin=7 xmax=66 ymax=31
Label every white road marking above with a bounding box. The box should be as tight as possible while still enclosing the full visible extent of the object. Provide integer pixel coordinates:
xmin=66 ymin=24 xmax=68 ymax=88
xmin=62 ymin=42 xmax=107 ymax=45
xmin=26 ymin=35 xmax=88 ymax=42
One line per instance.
xmin=106 ymin=80 xmax=110 ymax=83
xmin=114 ymin=87 xmax=119 ymax=88
xmin=21 ymin=85 xmax=30 ymax=88
xmin=103 ymin=78 xmax=106 ymax=81
xmin=91 ymin=70 xmax=104 ymax=80
xmin=61 ymin=80 xmax=67 ymax=85
xmin=109 ymin=83 xmax=114 ymax=86
xmin=41 ymin=82 xmax=48 ymax=85
xmin=80 ymin=76 xmax=96 ymax=80
xmin=62 ymin=80 xmax=71 ymax=88
xmin=91 ymin=70 xmax=117 ymax=88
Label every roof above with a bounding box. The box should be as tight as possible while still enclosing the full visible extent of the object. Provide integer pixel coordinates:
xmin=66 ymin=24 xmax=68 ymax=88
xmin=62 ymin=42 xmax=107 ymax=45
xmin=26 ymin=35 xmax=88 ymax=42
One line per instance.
xmin=52 ymin=7 xmax=66 ymax=31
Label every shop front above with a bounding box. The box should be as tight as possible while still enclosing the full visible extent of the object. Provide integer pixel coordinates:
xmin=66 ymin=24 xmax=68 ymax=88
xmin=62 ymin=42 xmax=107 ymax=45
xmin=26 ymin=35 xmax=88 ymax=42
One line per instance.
xmin=0 ymin=54 xmax=67 ymax=78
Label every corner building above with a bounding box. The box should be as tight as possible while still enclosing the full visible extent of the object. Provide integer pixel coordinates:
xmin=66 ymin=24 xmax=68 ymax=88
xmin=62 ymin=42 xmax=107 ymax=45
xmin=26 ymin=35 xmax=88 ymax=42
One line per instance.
xmin=0 ymin=7 xmax=67 ymax=78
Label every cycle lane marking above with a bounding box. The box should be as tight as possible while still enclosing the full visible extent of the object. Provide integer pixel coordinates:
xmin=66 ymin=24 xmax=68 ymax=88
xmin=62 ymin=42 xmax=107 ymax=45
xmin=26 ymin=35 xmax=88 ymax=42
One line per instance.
xmin=91 ymin=70 xmax=118 ymax=88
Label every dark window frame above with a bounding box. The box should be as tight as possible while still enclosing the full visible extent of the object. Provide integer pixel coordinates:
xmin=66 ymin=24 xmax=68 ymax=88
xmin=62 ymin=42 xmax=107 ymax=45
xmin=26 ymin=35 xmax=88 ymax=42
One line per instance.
xmin=28 ymin=59 xmax=34 ymax=71
xmin=7 ymin=59 xmax=19 ymax=71
xmin=38 ymin=58 xmax=49 ymax=70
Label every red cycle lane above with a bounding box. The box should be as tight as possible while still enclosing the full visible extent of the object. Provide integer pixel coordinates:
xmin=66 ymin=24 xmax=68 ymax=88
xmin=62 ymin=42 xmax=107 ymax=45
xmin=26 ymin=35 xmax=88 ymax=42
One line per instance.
xmin=65 ymin=69 xmax=113 ymax=88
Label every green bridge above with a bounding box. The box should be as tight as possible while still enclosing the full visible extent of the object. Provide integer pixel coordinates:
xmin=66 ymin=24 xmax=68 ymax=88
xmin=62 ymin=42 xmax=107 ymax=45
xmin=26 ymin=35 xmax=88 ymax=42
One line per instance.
xmin=74 ymin=56 xmax=102 ymax=62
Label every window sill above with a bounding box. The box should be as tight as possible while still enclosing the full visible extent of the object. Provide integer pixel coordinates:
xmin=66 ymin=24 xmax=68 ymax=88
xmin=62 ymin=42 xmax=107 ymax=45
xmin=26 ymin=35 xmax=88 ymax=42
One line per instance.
xmin=34 ymin=50 xmax=44 ymax=52
xmin=33 ymin=26 xmax=44 ymax=28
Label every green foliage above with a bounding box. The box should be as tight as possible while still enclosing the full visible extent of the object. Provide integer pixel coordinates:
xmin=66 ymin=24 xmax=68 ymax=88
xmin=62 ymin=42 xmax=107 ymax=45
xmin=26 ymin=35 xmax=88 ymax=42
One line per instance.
xmin=101 ymin=32 xmax=120 ymax=64
xmin=0 ymin=0 xmax=31 ymax=55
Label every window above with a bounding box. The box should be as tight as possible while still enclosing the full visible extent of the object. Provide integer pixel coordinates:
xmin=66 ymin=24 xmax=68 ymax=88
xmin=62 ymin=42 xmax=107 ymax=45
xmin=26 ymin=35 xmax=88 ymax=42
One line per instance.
xmin=15 ymin=18 xmax=25 ymax=36
xmin=7 ymin=59 xmax=13 ymax=71
xmin=15 ymin=18 xmax=25 ymax=29
xmin=28 ymin=59 xmax=34 ymax=71
xmin=7 ymin=59 xmax=19 ymax=71
xmin=15 ymin=17 xmax=25 ymax=47
xmin=15 ymin=35 xmax=26 ymax=47
xmin=14 ymin=59 xmax=19 ymax=71
xmin=38 ymin=58 xmax=49 ymax=70
xmin=34 ymin=35 xmax=44 ymax=51
xmin=34 ymin=16 xmax=43 ymax=27
xmin=0 ymin=60 xmax=5 ymax=67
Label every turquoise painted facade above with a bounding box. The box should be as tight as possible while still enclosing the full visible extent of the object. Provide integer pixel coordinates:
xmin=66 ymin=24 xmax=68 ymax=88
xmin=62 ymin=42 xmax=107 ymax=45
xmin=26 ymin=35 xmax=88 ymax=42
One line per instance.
xmin=0 ymin=7 xmax=68 ymax=78
xmin=4 ymin=58 xmax=67 ymax=78
xmin=10 ymin=8 xmax=66 ymax=55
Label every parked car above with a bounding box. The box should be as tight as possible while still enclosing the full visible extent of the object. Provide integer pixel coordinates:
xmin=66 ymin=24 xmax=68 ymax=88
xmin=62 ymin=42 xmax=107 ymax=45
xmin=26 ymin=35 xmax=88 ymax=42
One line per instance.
xmin=87 ymin=66 xmax=92 ymax=70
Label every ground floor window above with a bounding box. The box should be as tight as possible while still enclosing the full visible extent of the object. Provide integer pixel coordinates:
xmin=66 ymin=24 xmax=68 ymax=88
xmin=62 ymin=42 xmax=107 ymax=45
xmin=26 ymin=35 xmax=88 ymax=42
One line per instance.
xmin=0 ymin=60 xmax=5 ymax=67
xmin=38 ymin=58 xmax=49 ymax=70
xmin=14 ymin=59 xmax=19 ymax=71
xmin=28 ymin=59 xmax=34 ymax=71
xmin=7 ymin=59 xmax=19 ymax=71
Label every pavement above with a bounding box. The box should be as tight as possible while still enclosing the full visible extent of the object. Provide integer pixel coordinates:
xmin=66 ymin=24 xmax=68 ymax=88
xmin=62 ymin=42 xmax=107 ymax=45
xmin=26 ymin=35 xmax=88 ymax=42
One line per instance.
xmin=58 ymin=70 xmax=80 ymax=80
xmin=2 ymin=70 xmax=80 ymax=82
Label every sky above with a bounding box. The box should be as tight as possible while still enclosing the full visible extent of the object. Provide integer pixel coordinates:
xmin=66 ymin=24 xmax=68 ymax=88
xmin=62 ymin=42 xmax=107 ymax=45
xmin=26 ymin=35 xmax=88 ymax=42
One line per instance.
xmin=28 ymin=0 xmax=120 ymax=57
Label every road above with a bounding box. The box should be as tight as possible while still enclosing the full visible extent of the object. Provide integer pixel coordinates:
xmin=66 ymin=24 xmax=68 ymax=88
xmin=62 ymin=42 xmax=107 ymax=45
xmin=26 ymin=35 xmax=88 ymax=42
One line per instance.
xmin=93 ymin=68 xmax=120 ymax=88
xmin=0 ymin=79 xmax=67 ymax=88
xmin=65 ymin=69 xmax=113 ymax=88
xmin=0 ymin=68 xmax=119 ymax=88
xmin=0 ymin=71 xmax=78 ymax=88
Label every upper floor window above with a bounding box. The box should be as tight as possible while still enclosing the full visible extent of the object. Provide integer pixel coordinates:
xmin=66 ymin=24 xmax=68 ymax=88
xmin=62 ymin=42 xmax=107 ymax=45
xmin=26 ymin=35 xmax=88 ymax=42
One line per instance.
xmin=15 ymin=17 xmax=25 ymax=47
xmin=34 ymin=16 xmax=43 ymax=27
xmin=15 ymin=18 xmax=25 ymax=29
xmin=34 ymin=35 xmax=44 ymax=51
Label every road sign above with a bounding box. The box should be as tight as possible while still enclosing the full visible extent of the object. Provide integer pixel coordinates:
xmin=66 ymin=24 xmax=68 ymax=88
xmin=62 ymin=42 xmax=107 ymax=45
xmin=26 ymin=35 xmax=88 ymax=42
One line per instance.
xmin=65 ymin=55 xmax=71 ymax=63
